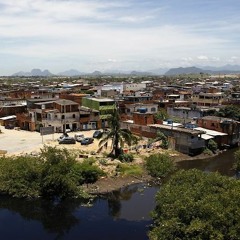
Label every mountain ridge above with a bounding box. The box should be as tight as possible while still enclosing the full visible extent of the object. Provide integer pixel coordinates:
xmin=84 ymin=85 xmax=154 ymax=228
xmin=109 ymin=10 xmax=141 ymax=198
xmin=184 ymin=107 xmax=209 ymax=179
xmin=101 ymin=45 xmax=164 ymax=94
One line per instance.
xmin=11 ymin=65 xmax=240 ymax=76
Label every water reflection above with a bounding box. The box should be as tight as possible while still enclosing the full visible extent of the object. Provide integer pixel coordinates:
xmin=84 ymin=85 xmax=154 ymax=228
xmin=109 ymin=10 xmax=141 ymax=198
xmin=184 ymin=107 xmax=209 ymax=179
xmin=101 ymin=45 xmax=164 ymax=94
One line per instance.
xmin=177 ymin=147 xmax=239 ymax=177
xmin=105 ymin=183 xmax=159 ymax=221
xmin=0 ymin=196 xmax=83 ymax=239
xmin=0 ymin=184 xmax=158 ymax=240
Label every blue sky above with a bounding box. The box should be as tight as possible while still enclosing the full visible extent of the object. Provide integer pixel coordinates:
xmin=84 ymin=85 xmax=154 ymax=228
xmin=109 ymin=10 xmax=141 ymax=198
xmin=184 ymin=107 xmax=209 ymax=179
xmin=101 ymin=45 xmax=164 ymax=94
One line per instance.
xmin=0 ymin=0 xmax=240 ymax=75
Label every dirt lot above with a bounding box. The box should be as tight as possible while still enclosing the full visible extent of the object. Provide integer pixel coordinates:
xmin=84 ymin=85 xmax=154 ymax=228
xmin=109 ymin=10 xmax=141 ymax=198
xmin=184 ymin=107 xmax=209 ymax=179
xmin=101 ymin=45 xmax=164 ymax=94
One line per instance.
xmin=0 ymin=128 xmax=102 ymax=156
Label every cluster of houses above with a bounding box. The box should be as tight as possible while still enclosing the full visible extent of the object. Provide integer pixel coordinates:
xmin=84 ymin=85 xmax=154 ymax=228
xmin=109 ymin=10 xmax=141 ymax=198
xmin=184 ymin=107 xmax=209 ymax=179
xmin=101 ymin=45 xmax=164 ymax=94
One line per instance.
xmin=0 ymin=76 xmax=240 ymax=156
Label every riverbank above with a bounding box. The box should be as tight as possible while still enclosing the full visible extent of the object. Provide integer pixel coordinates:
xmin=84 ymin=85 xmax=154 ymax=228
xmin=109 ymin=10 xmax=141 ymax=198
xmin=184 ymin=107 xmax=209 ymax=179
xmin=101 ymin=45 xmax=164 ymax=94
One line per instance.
xmin=83 ymin=173 xmax=153 ymax=195
xmin=83 ymin=149 xmax=231 ymax=195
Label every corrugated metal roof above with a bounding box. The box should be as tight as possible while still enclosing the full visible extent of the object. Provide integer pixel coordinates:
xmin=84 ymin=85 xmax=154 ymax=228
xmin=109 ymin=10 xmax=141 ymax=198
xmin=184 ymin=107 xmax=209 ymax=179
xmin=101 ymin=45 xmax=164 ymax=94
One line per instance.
xmin=201 ymin=134 xmax=214 ymax=140
xmin=194 ymin=127 xmax=227 ymax=136
xmin=0 ymin=115 xmax=16 ymax=120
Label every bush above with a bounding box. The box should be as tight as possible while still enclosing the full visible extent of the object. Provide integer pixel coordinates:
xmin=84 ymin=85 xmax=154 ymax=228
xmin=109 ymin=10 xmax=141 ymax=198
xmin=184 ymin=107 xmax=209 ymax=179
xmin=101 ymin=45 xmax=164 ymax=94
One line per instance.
xmin=207 ymin=139 xmax=218 ymax=153
xmin=0 ymin=155 xmax=42 ymax=198
xmin=203 ymin=147 xmax=213 ymax=156
xmin=145 ymin=153 xmax=175 ymax=178
xmin=233 ymin=149 xmax=240 ymax=172
xmin=118 ymin=153 xmax=134 ymax=163
xmin=0 ymin=146 xmax=104 ymax=200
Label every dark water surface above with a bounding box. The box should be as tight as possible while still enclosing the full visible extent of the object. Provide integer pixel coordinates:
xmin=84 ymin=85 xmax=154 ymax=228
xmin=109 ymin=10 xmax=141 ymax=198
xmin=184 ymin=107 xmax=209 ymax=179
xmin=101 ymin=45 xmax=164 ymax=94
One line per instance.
xmin=0 ymin=147 xmax=238 ymax=240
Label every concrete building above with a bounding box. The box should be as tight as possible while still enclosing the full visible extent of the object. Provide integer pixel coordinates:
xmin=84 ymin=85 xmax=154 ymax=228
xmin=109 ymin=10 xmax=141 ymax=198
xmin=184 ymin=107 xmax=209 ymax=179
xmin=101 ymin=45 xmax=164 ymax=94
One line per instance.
xmin=82 ymin=97 xmax=115 ymax=128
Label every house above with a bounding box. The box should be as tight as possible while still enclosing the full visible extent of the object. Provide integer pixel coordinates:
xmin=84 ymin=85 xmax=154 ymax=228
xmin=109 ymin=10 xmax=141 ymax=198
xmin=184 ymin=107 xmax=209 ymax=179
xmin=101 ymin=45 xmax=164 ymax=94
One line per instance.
xmin=81 ymin=97 xmax=115 ymax=128
xmin=192 ymin=92 xmax=225 ymax=106
xmin=79 ymin=106 xmax=100 ymax=130
xmin=197 ymin=116 xmax=240 ymax=146
xmin=18 ymin=99 xmax=80 ymax=132
xmin=120 ymin=121 xmax=206 ymax=155
xmin=148 ymin=124 xmax=205 ymax=155
xmin=0 ymin=115 xmax=16 ymax=128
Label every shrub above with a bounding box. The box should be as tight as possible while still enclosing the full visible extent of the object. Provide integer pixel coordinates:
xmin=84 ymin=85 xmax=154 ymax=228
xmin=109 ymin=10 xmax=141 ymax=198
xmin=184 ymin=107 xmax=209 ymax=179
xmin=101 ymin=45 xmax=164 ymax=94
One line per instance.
xmin=0 ymin=155 xmax=42 ymax=198
xmin=118 ymin=153 xmax=134 ymax=163
xmin=207 ymin=139 xmax=218 ymax=153
xmin=0 ymin=146 xmax=104 ymax=200
xmin=203 ymin=147 xmax=213 ymax=156
xmin=145 ymin=153 xmax=175 ymax=178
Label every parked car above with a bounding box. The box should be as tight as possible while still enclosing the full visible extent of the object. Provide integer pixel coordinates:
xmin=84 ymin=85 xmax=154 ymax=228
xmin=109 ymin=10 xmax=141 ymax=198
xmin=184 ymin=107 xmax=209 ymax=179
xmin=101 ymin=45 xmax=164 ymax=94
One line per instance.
xmin=93 ymin=130 xmax=103 ymax=138
xmin=59 ymin=137 xmax=76 ymax=144
xmin=57 ymin=133 xmax=69 ymax=142
xmin=74 ymin=134 xmax=85 ymax=142
xmin=81 ymin=137 xmax=94 ymax=145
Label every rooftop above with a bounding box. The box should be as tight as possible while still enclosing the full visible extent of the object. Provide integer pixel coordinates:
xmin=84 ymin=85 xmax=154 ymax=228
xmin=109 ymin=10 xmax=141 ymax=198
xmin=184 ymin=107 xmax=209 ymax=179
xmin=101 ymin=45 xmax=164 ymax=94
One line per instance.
xmin=148 ymin=124 xmax=205 ymax=135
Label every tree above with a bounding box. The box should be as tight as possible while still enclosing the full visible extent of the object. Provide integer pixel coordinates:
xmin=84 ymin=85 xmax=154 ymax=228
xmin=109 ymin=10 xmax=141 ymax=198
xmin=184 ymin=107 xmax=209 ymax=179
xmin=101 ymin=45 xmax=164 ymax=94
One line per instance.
xmin=216 ymin=105 xmax=240 ymax=121
xmin=154 ymin=108 xmax=169 ymax=122
xmin=145 ymin=153 xmax=175 ymax=178
xmin=98 ymin=108 xmax=138 ymax=158
xmin=149 ymin=169 xmax=240 ymax=240
xmin=0 ymin=146 xmax=103 ymax=200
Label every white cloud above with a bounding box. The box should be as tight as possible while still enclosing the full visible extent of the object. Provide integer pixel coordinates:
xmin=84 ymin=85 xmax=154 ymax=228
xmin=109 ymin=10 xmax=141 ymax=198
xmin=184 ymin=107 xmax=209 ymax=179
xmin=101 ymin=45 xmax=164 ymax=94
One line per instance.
xmin=197 ymin=55 xmax=209 ymax=60
xmin=0 ymin=0 xmax=239 ymax=74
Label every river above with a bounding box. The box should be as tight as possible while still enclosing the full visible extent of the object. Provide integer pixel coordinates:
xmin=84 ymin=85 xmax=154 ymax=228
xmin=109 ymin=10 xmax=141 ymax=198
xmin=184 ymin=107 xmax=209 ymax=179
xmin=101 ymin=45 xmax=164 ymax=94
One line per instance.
xmin=0 ymin=147 xmax=238 ymax=240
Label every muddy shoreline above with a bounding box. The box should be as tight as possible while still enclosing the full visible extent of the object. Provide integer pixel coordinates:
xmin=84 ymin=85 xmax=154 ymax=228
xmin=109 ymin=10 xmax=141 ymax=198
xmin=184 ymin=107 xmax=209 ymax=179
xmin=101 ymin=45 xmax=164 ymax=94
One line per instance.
xmin=84 ymin=151 xmax=220 ymax=195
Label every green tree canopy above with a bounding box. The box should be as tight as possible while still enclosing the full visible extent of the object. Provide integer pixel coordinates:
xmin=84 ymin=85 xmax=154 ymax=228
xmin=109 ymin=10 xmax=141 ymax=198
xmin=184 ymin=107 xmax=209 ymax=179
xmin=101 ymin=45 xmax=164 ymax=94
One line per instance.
xmin=145 ymin=153 xmax=175 ymax=178
xmin=216 ymin=105 xmax=240 ymax=121
xmin=149 ymin=169 xmax=240 ymax=240
xmin=0 ymin=146 xmax=104 ymax=200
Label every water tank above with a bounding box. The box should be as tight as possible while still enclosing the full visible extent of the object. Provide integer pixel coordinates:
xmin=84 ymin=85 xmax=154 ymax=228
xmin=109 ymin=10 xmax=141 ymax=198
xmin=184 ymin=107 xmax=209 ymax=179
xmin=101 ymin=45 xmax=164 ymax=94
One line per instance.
xmin=138 ymin=108 xmax=147 ymax=113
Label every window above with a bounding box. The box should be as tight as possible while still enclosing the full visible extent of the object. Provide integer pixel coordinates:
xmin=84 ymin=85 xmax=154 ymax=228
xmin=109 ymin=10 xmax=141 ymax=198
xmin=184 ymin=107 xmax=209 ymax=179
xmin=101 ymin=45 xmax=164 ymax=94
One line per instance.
xmin=62 ymin=115 xmax=65 ymax=119
xmin=72 ymin=114 xmax=75 ymax=118
xmin=151 ymin=107 xmax=156 ymax=112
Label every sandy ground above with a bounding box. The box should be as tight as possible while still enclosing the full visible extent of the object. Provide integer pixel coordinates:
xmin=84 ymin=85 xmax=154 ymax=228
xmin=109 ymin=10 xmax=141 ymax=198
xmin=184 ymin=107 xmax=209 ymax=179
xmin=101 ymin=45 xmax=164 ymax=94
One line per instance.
xmin=0 ymin=128 xmax=102 ymax=156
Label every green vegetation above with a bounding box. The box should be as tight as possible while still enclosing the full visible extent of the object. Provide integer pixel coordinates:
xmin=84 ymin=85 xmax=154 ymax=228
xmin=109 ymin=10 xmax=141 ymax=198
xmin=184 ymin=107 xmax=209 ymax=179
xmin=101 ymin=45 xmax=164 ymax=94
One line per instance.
xmin=145 ymin=153 xmax=175 ymax=178
xmin=216 ymin=105 xmax=240 ymax=121
xmin=150 ymin=131 xmax=169 ymax=149
xmin=99 ymin=108 xmax=138 ymax=158
xmin=154 ymin=108 xmax=169 ymax=122
xmin=149 ymin=169 xmax=240 ymax=240
xmin=233 ymin=149 xmax=240 ymax=172
xmin=116 ymin=163 xmax=143 ymax=176
xmin=203 ymin=147 xmax=214 ymax=156
xmin=207 ymin=139 xmax=218 ymax=153
xmin=118 ymin=153 xmax=134 ymax=163
xmin=0 ymin=146 xmax=104 ymax=200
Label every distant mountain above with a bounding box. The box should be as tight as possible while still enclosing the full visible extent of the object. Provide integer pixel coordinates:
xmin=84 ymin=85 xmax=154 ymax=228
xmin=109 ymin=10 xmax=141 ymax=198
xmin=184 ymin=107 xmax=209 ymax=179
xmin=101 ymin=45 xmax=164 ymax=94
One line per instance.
xmin=165 ymin=67 xmax=206 ymax=76
xmin=201 ymin=64 xmax=240 ymax=72
xmin=58 ymin=69 xmax=85 ymax=76
xmin=165 ymin=65 xmax=240 ymax=76
xmin=13 ymin=69 xmax=54 ymax=76
xmin=90 ymin=71 xmax=102 ymax=76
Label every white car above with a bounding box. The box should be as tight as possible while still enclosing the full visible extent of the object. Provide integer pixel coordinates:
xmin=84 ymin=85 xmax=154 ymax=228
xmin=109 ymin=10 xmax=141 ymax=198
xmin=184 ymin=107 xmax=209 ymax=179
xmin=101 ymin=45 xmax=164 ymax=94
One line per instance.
xmin=74 ymin=134 xmax=85 ymax=142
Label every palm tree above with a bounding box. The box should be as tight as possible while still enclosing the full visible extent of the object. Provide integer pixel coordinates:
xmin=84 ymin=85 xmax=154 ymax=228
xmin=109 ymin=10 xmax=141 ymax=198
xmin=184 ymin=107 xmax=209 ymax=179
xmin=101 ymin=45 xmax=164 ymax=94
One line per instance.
xmin=98 ymin=108 xmax=138 ymax=158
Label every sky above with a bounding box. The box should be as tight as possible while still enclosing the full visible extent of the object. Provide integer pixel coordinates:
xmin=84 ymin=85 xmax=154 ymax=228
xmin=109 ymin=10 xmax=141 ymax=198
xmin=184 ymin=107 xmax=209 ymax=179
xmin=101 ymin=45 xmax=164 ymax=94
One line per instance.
xmin=0 ymin=0 xmax=240 ymax=75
